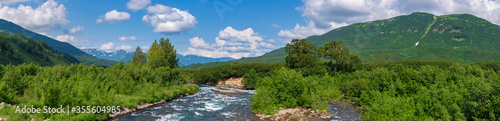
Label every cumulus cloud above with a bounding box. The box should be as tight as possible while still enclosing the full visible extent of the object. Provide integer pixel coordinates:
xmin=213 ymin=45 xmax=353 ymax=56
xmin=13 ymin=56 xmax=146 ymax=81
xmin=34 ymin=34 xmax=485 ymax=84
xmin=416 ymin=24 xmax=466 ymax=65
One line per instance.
xmin=142 ymin=4 xmax=197 ymax=34
xmin=99 ymin=42 xmax=133 ymax=51
xmin=184 ymin=26 xmax=275 ymax=59
xmin=96 ymin=10 xmax=130 ymax=23
xmin=55 ymin=35 xmax=88 ymax=43
xmin=117 ymin=36 xmax=137 ymax=41
xmin=279 ymin=0 xmax=500 ymax=39
xmin=99 ymin=42 xmax=114 ymax=50
xmin=64 ymin=25 xmax=84 ymax=34
xmin=0 ymin=0 xmax=69 ymax=32
xmin=126 ymin=0 xmax=150 ymax=11
xmin=0 ymin=0 xmax=29 ymax=5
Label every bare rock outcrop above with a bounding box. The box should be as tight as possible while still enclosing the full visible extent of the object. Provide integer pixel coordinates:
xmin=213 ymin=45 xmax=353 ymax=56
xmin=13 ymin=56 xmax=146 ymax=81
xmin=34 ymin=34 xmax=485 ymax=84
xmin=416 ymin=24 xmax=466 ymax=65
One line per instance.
xmin=207 ymin=77 xmax=246 ymax=90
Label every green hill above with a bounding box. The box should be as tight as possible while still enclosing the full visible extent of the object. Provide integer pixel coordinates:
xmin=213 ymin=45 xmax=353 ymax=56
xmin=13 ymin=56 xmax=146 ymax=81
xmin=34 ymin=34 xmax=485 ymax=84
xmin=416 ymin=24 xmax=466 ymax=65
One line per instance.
xmin=0 ymin=19 xmax=116 ymax=66
xmin=0 ymin=33 xmax=79 ymax=66
xmin=183 ymin=12 xmax=500 ymax=69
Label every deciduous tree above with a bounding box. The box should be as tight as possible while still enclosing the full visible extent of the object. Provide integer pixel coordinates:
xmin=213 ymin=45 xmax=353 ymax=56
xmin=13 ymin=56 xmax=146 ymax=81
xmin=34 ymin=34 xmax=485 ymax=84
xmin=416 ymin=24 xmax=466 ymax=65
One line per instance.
xmin=285 ymin=39 xmax=318 ymax=69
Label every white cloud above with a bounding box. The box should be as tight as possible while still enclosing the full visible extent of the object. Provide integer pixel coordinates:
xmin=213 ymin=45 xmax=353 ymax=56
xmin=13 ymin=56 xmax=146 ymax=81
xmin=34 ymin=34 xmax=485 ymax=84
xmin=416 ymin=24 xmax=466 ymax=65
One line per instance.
xmin=117 ymin=36 xmax=137 ymax=41
xmin=55 ymin=35 xmax=87 ymax=43
xmin=65 ymin=25 xmax=84 ymax=34
xmin=100 ymin=42 xmax=114 ymax=50
xmin=96 ymin=10 xmax=130 ymax=23
xmin=142 ymin=4 xmax=197 ymax=34
xmin=99 ymin=42 xmax=133 ymax=51
xmin=115 ymin=45 xmax=133 ymax=51
xmin=95 ymin=17 xmax=104 ymax=23
xmin=0 ymin=0 xmax=29 ymax=5
xmin=126 ymin=0 xmax=150 ymax=11
xmin=189 ymin=37 xmax=209 ymax=48
xmin=280 ymin=0 xmax=500 ymax=39
xmin=184 ymin=26 xmax=275 ymax=59
xmin=0 ymin=0 xmax=69 ymax=32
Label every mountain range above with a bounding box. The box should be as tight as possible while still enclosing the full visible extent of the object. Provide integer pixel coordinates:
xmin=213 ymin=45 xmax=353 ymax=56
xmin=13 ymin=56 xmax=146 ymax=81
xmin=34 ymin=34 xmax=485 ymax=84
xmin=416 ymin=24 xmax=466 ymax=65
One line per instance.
xmin=82 ymin=49 xmax=235 ymax=66
xmin=82 ymin=49 xmax=134 ymax=62
xmin=183 ymin=12 xmax=500 ymax=69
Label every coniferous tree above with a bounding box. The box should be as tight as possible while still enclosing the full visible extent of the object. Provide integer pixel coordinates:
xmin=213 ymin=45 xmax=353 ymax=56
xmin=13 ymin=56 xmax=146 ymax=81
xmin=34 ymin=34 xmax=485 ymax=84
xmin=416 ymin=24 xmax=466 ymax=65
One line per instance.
xmin=147 ymin=38 xmax=179 ymax=69
xmin=131 ymin=46 xmax=147 ymax=64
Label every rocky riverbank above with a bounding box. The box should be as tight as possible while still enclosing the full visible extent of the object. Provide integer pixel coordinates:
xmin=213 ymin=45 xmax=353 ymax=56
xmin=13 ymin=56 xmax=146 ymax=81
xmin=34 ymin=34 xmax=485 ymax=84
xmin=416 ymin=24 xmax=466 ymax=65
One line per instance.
xmin=256 ymin=107 xmax=332 ymax=121
xmin=109 ymin=93 xmax=195 ymax=118
xmin=205 ymin=77 xmax=247 ymax=90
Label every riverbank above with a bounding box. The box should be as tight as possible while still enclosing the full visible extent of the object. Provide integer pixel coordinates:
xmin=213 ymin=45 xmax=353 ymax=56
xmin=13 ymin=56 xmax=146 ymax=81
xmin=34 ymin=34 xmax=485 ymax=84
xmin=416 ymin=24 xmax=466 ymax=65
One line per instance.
xmin=108 ymin=84 xmax=200 ymax=119
xmin=255 ymin=101 xmax=362 ymax=121
xmin=203 ymin=77 xmax=247 ymax=90
xmin=109 ymin=92 xmax=197 ymax=118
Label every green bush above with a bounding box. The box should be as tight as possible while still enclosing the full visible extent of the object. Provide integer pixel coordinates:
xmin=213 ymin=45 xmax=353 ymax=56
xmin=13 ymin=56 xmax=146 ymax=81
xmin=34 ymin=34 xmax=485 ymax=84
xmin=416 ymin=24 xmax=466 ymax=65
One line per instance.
xmin=0 ymin=63 xmax=199 ymax=120
xmin=251 ymin=68 xmax=342 ymax=114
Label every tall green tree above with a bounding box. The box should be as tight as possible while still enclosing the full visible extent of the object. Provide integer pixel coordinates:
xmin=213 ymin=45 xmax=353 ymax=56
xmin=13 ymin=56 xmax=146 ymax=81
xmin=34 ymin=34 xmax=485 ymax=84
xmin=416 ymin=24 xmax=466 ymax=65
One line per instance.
xmin=318 ymin=41 xmax=349 ymax=64
xmin=131 ymin=46 xmax=147 ymax=64
xmin=147 ymin=38 xmax=179 ymax=69
xmin=285 ymin=39 xmax=318 ymax=69
xmin=318 ymin=41 xmax=361 ymax=72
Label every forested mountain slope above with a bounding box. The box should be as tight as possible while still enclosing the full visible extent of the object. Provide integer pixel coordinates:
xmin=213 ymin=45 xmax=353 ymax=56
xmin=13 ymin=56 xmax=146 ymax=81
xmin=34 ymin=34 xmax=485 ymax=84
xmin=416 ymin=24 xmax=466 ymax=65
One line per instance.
xmin=183 ymin=12 xmax=500 ymax=69
xmin=0 ymin=33 xmax=79 ymax=66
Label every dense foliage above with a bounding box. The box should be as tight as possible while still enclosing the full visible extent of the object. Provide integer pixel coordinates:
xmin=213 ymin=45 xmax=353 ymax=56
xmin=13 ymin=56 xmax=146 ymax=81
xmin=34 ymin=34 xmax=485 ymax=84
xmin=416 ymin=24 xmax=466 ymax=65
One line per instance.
xmin=344 ymin=63 xmax=499 ymax=120
xmin=250 ymin=68 xmax=343 ymax=114
xmin=250 ymin=61 xmax=500 ymax=120
xmin=0 ymin=62 xmax=198 ymax=120
xmin=0 ymin=63 xmax=198 ymax=121
xmin=0 ymin=33 xmax=79 ymax=66
xmin=0 ymin=37 xmax=198 ymax=120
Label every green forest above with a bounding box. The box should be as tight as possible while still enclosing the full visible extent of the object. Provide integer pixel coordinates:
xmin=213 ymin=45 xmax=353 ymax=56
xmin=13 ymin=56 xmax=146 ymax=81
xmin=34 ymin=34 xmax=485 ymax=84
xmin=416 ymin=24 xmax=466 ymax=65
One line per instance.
xmin=0 ymin=38 xmax=199 ymax=120
xmin=190 ymin=39 xmax=499 ymax=120
xmin=0 ymin=33 xmax=80 ymax=66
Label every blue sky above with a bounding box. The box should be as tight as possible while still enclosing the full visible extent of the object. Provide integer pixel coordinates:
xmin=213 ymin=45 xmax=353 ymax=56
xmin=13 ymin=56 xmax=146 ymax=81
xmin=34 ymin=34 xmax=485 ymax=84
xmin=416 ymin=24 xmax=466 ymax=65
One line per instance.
xmin=1 ymin=0 xmax=499 ymax=59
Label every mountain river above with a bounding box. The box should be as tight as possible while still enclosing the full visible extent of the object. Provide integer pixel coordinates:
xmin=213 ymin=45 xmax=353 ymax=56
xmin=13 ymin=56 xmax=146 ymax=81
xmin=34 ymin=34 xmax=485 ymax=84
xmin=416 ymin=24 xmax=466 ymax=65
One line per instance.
xmin=111 ymin=83 xmax=361 ymax=121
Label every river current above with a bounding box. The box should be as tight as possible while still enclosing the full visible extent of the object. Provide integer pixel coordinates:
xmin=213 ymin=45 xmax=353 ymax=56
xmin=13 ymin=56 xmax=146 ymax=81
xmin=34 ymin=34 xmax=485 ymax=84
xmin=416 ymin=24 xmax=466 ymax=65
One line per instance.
xmin=111 ymin=83 xmax=361 ymax=121
xmin=112 ymin=84 xmax=260 ymax=121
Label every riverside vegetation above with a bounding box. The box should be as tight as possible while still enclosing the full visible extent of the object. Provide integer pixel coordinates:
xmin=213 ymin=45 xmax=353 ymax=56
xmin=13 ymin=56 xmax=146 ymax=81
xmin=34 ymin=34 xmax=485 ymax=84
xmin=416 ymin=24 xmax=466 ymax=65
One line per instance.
xmin=189 ymin=39 xmax=499 ymax=120
xmin=0 ymin=38 xmax=199 ymax=120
